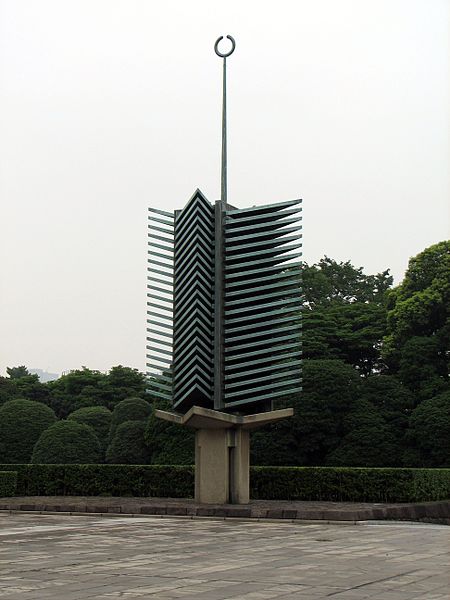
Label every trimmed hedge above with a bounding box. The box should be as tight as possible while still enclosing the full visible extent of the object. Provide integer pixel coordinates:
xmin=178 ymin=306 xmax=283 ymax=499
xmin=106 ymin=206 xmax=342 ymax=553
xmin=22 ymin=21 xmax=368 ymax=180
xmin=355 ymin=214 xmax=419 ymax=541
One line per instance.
xmin=0 ymin=471 xmax=17 ymax=497
xmin=0 ymin=464 xmax=194 ymax=498
xmin=0 ymin=465 xmax=449 ymax=502
xmin=250 ymin=467 xmax=450 ymax=503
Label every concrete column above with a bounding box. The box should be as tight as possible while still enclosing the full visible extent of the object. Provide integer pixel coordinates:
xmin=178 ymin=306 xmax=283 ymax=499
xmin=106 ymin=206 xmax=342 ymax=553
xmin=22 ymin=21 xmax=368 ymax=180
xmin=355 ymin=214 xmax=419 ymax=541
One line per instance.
xmin=195 ymin=428 xmax=229 ymax=504
xmin=229 ymin=428 xmax=250 ymax=504
xmin=155 ymin=406 xmax=293 ymax=505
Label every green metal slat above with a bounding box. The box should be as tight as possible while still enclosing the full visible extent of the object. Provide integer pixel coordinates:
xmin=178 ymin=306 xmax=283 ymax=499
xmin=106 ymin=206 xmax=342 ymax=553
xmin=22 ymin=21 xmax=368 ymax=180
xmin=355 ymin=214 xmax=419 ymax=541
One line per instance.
xmin=148 ymin=207 xmax=175 ymax=218
xmin=225 ymin=198 xmax=301 ymax=216
xmin=174 ymin=367 xmax=212 ymax=394
xmin=225 ymin=207 xmax=302 ymax=227
xmin=225 ymin=351 xmax=302 ymax=371
xmin=148 ymin=223 xmax=174 ymax=236
xmin=148 ymin=258 xmax=174 ymax=271
xmin=224 ymin=385 xmax=302 ymax=408
xmin=148 ymin=240 xmax=174 ymax=252
xmin=146 ymin=294 xmax=173 ymax=306
xmin=225 ymin=260 xmax=302 ymax=281
xmin=224 ymin=377 xmax=303 ymax=399
xmin=147 ymin=249 xmax=174 ymax=261
xmin=147 ymin=275 xmax=173 ymax=288
xmin=146 ymin=389 xmax=172 ymax=401
xmin=146 ymin=353 xmax=172 ymax=366
xmin=148 ymin=215 xmax=174 ymax=227
xmin=147 ymin=379 xmax=172 ymax=392
xmin=148 ymin=232 xmax=174 ymax=245
xmin=225 ymin=322 xmax=301 ymax=343
xmin=174 ymin=343 xmax=212 ymax=374
xmin=146 ymin=345 xmax=173 ymax=357
xmin=225 ymin=286 xmax=301 ymax=306
xmin=225 ymin=359 xmax=303 ymax=381
xmin=146 ymin=372 xmax=172 ymax=385
xmin=225 ymin=250 xmax=302 ymax=272
xmin=224 ymin=215 xmax=302 ymax=237
xmin=225 ymin=295 xmax=301 ymax=317
xmin=225 ymin=234 xmax=300 ymax=254
xmin=225 ymin=339 xmax=302 ymax=359
xmin=146 ymin=337 xmax=172 ymax=348
xmin=147 ymin=303 xmax=173 ymax=321
xmin=175 ymin=191 xmax=212 ymax=230
xmin=147 ymin=268 xmax=174 ymax=280
xmin=225 ymin=267 xmax=301 ymax=289
xmin=147 ymin=302 xmax=173 ymax=313
xmin=175 ymin=241 xmax=213 ymax=276
xmin=224 ymin=225 xmax=302 ymax=245
xmin=175 ymin=270 xmax=211 ymax=302
xmin=173 ymin=353 xmax=212 ymax=384
xmin=225 ymin=242 xmax=302 ymax=263
xmin=147 ymin=286 xmax=173 ymax=298
xmin=175 ymin=221 xmax=213 ymax=257
xmin=146 ymin=318 xmax=173 ymax=330
xmin=225 ymin=312 xmax=301 ymax=334
xmin=146 ymin=326 xmax=172 ymax=339
xmin=175 ymin=208 xmax=213 ymax=240
xmin=225 ymin=367 xmax=302 ymax=389
xmin=175 ymin=291 xmax=212 ymax=319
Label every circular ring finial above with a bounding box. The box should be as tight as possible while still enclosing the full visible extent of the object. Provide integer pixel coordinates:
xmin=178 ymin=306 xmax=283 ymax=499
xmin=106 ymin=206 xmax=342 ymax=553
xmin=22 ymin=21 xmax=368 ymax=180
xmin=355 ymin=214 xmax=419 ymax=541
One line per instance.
xmin=214 ymin=35 xmax=236 ymax=58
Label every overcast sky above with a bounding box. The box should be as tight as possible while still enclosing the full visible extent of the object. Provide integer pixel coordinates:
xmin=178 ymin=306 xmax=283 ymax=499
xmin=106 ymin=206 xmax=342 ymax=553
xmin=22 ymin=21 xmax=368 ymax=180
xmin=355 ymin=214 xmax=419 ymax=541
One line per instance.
xmin=0 ymin=0 xmax=448 ymax=377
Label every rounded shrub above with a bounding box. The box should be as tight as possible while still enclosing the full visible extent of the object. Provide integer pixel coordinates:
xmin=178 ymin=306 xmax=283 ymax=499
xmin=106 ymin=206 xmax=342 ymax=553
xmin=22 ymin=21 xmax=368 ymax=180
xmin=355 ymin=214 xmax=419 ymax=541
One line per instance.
xmin=68 ymin=406 xmax=112 ymax=454
xmin=106 ymin=421 xmax=151 ymax=464
xmin=31 ymin=421 xmax=101 ymax=464
xmin=110 ymin=397 xmax=152 ymax=437
xmin=0 ymin=399 xmax=57 ymax=463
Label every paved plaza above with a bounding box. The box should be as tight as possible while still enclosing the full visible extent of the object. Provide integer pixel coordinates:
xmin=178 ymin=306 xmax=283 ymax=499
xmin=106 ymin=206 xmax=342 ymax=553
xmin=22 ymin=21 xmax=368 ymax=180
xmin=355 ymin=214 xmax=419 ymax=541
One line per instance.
xmin=0 ymin=513 xmax=448 ymax=599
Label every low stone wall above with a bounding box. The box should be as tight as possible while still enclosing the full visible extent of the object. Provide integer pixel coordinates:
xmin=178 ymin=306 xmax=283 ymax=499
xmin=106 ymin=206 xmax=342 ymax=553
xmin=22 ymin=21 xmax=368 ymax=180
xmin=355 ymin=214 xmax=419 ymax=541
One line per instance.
xmin=1 ymin=496 xmax=449 ymax=524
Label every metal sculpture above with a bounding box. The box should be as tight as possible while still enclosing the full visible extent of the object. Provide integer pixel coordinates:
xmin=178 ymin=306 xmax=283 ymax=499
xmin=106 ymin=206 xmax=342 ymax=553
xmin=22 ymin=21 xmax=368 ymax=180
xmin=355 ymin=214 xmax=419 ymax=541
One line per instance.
xmin=146 ymin=36 xmax=302 ymax=503
xmin=147 ymin=36 xmax=302 ymax=415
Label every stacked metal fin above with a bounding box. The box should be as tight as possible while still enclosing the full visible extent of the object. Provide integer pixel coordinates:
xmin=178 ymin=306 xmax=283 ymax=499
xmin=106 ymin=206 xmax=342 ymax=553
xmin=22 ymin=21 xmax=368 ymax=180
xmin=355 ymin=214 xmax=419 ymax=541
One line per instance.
xmin=173 ymin=190 xmax=215 ymax=411
xmin=223 ymin=199 xmax=303 ymax=408
xmin=146 ymin=207 xmax=175 ymax=401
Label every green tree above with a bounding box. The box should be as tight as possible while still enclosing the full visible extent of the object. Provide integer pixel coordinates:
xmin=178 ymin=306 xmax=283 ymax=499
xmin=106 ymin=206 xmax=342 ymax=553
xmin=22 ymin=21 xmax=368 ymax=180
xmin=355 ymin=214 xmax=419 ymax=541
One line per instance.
xmin=6 ymin=366 xmax=30 ymax=379
xmin=383 ymin=241 xmax=450 ymax=395
xmin=302 ymin=257 xmax=392 ymax=308
xmin=67 ymin=406 xmax=112 ymax=456
xmin=326 ymin=399 xmax=401 ymax=467
xmin=46 ymin=366 xmax=149 ymax=417
xmin=303 ymin=302 xmax=387 ymax=374
xmin=360 ymin=375 xmax=414 ymax=433
xmin=291 ymin=359 xmax=361 ymax=465
xmin=110 ymin=397 xmax=152 ymax=437
xmin=145 ymin=399 xmax=194 ymax=465
xmin=302 ymin=258 xmax=392 ymax=372
xmin=406 ymin=391 xmax=450 ymax=467
xmin=106 ymin=421 xmax=151 ymax=464
xmin=0 ymin=399 xmax=56 ymax=463
xmin=31 ymin=421 xmax=101 ymax=464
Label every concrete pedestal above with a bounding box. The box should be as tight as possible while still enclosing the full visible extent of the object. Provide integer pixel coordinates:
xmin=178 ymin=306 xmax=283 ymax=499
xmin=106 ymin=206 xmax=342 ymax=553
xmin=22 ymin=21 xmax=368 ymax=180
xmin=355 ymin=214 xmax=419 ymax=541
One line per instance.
xmin=155 ymin=405 xmax=293 ymax=504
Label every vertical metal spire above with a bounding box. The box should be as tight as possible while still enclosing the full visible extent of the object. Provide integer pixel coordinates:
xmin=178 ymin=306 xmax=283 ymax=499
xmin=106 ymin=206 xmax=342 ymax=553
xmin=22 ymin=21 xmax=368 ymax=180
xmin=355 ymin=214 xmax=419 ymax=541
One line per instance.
xmin=214 ymin=35 xmax=236 ymax=204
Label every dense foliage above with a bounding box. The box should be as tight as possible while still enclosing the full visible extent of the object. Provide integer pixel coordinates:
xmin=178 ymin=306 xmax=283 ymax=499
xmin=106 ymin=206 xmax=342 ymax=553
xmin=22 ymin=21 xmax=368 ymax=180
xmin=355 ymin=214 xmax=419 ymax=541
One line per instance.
xmin=1 ymin=242 xmax=448 ymax=469
xmin=0 ymin=399 xmax=56 ymax=463
xmin=67 ymin=406 xmax=112 ymax=456
xmin=109 ymin=397 xmax=152 ymax=437
xmin=1 ymin=464 xmax=449 ymax=503
xmin=106 ymin=421 xmax=151 ymax=464
xmin=31 ymin=421 xmax=102 ymax=464
xmin=0 ymin=471 xmax=17 ymax=497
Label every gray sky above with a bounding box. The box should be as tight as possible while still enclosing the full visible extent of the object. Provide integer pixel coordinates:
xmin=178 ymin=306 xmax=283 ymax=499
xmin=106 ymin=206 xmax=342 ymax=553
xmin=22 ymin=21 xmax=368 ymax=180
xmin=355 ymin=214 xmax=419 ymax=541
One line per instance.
xmin=0 ymin=0 xmax=449 ymax=376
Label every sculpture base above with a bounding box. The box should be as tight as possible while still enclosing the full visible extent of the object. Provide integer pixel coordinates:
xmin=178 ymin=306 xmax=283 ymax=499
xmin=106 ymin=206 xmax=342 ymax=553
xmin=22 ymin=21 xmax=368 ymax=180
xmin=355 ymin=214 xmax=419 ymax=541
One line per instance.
xmin=154 ymin=405 xmax=294 ymax=505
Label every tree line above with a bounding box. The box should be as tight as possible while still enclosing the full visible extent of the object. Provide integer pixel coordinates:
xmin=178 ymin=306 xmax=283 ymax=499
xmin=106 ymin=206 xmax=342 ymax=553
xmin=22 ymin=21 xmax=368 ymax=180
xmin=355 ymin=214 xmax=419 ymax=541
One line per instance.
xmin=0 ymin=241 xmax=449 ymax=468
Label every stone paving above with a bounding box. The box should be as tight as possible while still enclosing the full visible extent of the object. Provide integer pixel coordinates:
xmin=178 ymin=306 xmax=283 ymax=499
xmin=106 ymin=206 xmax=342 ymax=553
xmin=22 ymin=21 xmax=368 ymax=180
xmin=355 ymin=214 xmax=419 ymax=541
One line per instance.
xmin=0 ymin=513 xmax=448 ymax=599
